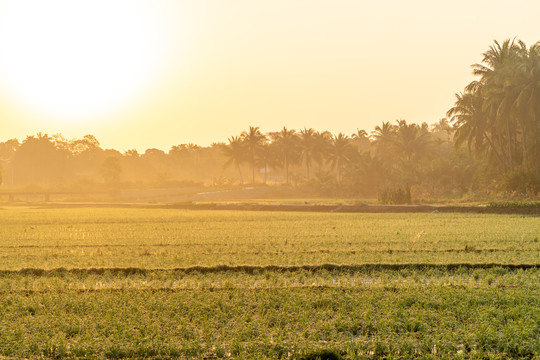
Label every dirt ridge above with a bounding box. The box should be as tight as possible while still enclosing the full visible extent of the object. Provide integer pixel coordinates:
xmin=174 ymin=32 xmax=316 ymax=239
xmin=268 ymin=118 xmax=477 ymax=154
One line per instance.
xmin=168 ymin=203 xmax=540 ymax=214
xmin=6 ymin=202 xmax=536 ymax=214
xmin=1 ymin=263 xmax=538 ymax=277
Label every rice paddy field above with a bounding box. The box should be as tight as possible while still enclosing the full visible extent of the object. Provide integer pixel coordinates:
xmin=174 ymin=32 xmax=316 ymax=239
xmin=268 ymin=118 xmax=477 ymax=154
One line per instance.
xmin=0 ymin=206 xmax=538 ymax=359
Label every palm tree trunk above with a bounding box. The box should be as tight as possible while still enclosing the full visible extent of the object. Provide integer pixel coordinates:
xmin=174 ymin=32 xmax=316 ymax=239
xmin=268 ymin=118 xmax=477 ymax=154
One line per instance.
xmin=535 ymin=136 xmax=539 ymax=176
xmin=506 ymin=118 xmax=514 ymax=172
xmin=519 ymin=119 xmax=528 ymax=170
xmin=496 ymin=134 xmax=509 ymax=172
xmin=535 ymin=118 xmax=539 ymax=176
xmin=483 ymin=131 xmax=506 ymax=170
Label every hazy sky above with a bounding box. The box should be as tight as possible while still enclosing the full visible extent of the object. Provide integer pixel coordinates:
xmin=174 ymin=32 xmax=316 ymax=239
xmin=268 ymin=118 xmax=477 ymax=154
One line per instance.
xmin=0 ymin=0 xmax=539 ymax=151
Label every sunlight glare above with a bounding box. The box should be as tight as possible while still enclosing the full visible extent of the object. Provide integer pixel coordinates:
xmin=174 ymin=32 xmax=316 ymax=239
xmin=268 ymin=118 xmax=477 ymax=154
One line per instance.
xmin=0 ymin=0 xmax=171 ymax=122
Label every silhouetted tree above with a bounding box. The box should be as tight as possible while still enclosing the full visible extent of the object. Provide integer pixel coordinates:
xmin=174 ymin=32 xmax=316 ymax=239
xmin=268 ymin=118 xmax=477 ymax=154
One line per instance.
xmin=12 ymin=133 xmax=70 ymax=184
xmin=100 ymin=156 xmax=122 ymax=184
xmin=241 ymin=126 xmax=267 ymax=184
xmin=256 ymin=142 xmax=279 ymax=184
xmin=271 ymin=127 xmax=299 ymax=184
xmin=299 ymin=128 xmax=325 ymax=179
xmin=450 ymin=38 xmax=540 ymax=181
xmin=221 ymin=136 xmax=246 ymax=184
xmin=327 ymin=133 xmax=355 ymax=183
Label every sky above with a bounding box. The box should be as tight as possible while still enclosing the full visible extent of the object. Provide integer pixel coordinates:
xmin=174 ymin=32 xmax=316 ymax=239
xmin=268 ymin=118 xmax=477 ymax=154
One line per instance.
xmin=0 ymin=0 xmax=539 ymax=152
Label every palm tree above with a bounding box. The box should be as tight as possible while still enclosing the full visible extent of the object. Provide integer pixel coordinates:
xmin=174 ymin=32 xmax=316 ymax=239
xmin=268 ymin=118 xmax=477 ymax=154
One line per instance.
xmin=256 ymin=142 xmax=279 ymax=184
xmin=271 ymin=127 xmax=299 ymax=184
xmin=327 ymin=133 xmax=355 ymax=183
xmin=389 ymin=121 xmax=434 ymax=181
xmin=473 ymin=39 xmax=521 ymax=172
xmin=240 ymin=126 xmax=267 ymax=184
xmin=298 ymin=128 xmax=325 ymax=179
xmin=349 ymin=152 xmax=389 ymax=195
xmin=514 ymin=41 xmax=540 ymax=174
xmin=315 ymin=130 xmax=333 ymax=153
xmin=450 ymin=39 xmax=540 ymax=176
xmin=448 ymin=90 xmax=492 ymax=152
xmin=351 ymin=128 xmax=370 ymax=152
xmin=392 ymin=120 xmax=433 ymax=160
xmin=371 ymin=121 xmax=396 ymax=159
xmin=431 ymin=118 xmax=453 ymax=141
xmin=221 ymin=136 xmax=245 ymax=184
xmin=351 ymin=129 xmax=369 ymax=142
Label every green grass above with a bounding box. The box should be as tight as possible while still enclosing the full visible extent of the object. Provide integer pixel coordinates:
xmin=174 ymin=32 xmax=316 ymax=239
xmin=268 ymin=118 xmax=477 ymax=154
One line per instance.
xmin=0 ymin=269 xmax=538 ymax=359
xmin=0 ymin=207 xmax=538 ymax=270
xmin=0 ymin=207 xmax=538 ymax=359
xmin=488 ymin=201 xmax=540 ymax=208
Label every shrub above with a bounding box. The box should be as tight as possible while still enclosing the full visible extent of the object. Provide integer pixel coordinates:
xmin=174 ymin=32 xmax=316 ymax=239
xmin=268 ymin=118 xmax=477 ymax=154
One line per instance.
xmin=503 ymin=169 xmax=539 ymax=196
xmin=378 ymin=184 xmax=412 ymax=204
xmin=488 ymin=201 xmax=540 ymax=208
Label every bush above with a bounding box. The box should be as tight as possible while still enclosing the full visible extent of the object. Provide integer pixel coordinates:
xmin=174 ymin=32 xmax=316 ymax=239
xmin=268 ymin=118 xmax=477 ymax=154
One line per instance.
xmin=378 ymin=184 xmax=412 ymax=204
xmin=503 ymin=169 xmax=539 ymax=196
xmin=488 ymin=201 xmax=540 ymax=208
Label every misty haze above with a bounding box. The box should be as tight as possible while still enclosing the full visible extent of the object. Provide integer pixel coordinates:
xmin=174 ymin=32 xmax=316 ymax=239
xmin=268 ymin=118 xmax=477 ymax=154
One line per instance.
xmin=0 ymin=1 xmax=538 ymax=359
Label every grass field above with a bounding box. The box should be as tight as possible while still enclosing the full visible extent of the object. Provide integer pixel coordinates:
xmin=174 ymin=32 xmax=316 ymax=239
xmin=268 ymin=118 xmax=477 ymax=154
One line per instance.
xmin=0 ymin=207 xmax=538 ymax=359
xmin=1 ymin=207 xmax=538 ymax=269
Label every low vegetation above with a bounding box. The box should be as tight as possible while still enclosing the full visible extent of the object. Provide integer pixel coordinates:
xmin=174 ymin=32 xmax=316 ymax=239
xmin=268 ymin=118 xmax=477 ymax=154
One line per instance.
xmin=0 ymin=267 xmax=537 ymax=359
xmin=0 ymin=207 xmax=538 ymax=358
xmin=488 ymin=200 xmax=540 ymax=208
xmin=0 ymin=208 xmax=538 ymax=270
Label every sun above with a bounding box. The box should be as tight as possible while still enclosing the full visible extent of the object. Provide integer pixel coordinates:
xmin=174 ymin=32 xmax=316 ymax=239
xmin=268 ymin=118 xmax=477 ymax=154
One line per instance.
xmin=0 ymin=0 xmax=170 ymax=123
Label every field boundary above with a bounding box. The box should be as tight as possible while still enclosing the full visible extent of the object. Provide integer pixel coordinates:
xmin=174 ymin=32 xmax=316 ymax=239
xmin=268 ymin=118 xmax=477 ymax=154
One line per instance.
xmin=16 ymin=202 xmax=540 ymax=214
xmin=1 ymin=263 xmax=538 ymax=277
xmin=1 ymin=283 xmax=531 ymax=295
xmin=169 ymin=203 xmax=540 ymax=214
xmin=1 ymin=244 xmax=536 ymax=255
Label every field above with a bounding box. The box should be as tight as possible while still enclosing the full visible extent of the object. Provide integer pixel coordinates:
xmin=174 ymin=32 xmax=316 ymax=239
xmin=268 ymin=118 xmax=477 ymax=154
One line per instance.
xmin=0 ymin=207 xmax=538 ymax=359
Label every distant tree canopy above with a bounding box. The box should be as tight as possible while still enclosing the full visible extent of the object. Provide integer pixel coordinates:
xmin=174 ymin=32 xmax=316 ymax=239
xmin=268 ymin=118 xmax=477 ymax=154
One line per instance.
xmin=0 ymin=39 xmax=537 ymax=199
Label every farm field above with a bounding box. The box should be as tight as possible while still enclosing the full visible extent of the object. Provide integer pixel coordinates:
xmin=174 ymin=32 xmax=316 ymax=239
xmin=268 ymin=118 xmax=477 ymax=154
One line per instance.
xmin=0 ymin=207 xmax=538 ymax=359
xmin=0 ymin=207 xmax=538 ymax=269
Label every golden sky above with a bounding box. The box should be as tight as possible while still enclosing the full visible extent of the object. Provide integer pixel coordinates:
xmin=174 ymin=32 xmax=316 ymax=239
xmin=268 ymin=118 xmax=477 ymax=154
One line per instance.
xmin=0 ymin=0 xmax=539 ymax=151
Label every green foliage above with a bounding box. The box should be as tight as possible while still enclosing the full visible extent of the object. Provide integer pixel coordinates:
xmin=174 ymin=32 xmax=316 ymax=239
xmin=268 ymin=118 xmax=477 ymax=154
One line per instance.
xmin=378 ymin=184 xmax=412 ymax=204
xmin=0 ymin=269 xmax=537 ymax=359
xmin=488 ymin=200 xmax=540 ymax=208
xmin=503 ymin=168 xmax=539 ymax=195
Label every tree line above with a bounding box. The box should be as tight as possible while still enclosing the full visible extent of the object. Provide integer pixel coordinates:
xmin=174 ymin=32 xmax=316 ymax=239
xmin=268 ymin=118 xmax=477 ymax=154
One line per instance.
xmin=0 ymin=39 xmax=538 ymax=200
xmin=448 ymin=39 xmax=540 ymax=191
